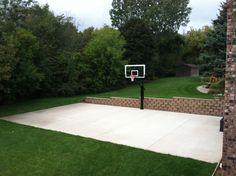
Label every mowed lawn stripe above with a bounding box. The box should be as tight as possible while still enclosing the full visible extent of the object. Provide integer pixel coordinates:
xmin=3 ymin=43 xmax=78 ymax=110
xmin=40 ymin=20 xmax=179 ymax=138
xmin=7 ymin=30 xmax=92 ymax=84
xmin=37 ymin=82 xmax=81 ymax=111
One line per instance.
xmin=95 ymin=77 xmax=213 ymax=99
xmin=0 ymin=77 xmax=212 ymax=118
xmin=0 ymin=120 xmax=216 ymax=176
xmin=0 ymin=96 xmax=85 ymax=117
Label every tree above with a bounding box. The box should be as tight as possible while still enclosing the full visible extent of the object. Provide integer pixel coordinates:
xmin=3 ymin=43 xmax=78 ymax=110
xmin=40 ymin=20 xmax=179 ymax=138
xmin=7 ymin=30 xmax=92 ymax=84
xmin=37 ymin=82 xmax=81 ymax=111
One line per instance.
xmin=53 ymin=51 xmax=82 ymax=96
xmin=182 ymin=26 xmax=212 ymax=64
xmin=200 ymin=2 xmax=227 ymax=77
xmin=155 ymin=32 xmax=185 ymax=77
xmin=0 ymin=0 xmax=84 ymax=102
xmin=8 ymin=28 xmax=44 ymax=100
xmin=0 ymin=0 xmax=37 ymax=33
xmin=110 ymin=0 xmax=192 ymax=78
xmin=0 ymin=34 xmax=18 ymax=83
xmin=23 ymin=4 xmax=84 ymax=96
xmin=0 ymin=33 xmax=18 ymax=102
xmin=77 ymin=27 xmax=95 ymax=52
xmin=110 ymin=0 xmax=191 ymax=33
xmin=120 ymin=18 xmax=155 ymax=78
xmin=0 ymin=0 xmax=131 ymax=104
xmin=84 ymin=27 xmax=127 ymax=92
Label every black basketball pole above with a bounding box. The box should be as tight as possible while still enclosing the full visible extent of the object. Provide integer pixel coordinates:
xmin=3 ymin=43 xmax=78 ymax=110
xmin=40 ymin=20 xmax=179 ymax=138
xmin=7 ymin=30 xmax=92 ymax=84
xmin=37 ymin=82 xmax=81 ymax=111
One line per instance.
xmin=140 ymin=80 xmax=144 ymax=110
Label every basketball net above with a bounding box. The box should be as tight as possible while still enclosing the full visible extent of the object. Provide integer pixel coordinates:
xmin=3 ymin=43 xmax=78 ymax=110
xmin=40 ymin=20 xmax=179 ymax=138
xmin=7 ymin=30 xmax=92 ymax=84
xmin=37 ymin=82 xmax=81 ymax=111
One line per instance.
xmin=131 ymin=75 xmax=136 ymax=82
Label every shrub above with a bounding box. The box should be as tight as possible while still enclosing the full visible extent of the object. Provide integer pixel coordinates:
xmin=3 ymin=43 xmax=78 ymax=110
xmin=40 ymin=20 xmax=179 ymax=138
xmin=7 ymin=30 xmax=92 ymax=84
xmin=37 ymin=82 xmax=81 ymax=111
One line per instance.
xmin=209 ymin=79 xmax=225 ymax=94
xmin=84 ymin=27 xmax=127 ymax=93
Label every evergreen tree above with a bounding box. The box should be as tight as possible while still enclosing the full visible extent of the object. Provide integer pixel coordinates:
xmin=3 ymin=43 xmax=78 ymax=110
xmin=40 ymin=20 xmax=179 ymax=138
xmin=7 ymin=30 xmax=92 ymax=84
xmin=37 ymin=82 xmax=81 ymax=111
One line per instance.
xmin=200 ymin=2 xmax=227 ymax=77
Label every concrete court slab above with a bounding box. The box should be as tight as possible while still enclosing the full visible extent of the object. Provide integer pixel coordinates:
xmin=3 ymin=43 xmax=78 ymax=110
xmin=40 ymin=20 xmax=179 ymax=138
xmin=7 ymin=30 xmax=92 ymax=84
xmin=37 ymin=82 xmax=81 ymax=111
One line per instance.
xmin=2 ymin=103 xmax=223 ymax=163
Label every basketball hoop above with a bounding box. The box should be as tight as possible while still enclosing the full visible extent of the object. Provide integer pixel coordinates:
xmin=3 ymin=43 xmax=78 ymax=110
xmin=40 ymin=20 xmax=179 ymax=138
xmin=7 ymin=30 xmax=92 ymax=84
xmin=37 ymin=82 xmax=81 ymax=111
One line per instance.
xmin=124 ymin=64 xmax=145 ymax=110
xmin=131 ymin=75 xmax=136 ymax=82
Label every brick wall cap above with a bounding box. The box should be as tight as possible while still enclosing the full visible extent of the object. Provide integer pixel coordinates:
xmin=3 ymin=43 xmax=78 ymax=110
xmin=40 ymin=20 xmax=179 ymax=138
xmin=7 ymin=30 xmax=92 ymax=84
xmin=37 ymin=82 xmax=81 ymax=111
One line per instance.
xmin=145 ymin=97 xmax=172 ymax=100
xmin=111 ymin=97 xmax=139 ymax=100
xmin=173 ymin=97 xmax=223 ymax=101
xmin=86 ymin=96 xmax=224 ymax=101
xmin=86 ymin=97 xmax=110 ymax=100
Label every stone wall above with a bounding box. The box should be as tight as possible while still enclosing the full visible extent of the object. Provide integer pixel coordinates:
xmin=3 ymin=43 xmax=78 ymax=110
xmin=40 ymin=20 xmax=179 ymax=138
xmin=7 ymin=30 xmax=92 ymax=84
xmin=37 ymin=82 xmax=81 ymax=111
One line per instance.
xmin=85 ymin=97 xmax=224 ymax=117
xmin=217 ymin=0 xmax=236 ymax=175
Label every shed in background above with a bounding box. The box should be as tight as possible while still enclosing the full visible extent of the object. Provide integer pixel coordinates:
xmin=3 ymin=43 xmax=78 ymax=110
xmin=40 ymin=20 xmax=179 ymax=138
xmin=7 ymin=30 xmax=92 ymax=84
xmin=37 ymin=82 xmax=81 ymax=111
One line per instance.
xmin=176 ymin=64 xmax=199 ymax=77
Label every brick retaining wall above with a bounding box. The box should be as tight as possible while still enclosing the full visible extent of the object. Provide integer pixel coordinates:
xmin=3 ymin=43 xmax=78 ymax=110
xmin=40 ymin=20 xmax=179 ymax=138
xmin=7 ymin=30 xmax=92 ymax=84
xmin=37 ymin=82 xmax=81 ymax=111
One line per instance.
xmin=85 ymin=97 xmax=224 ymax=117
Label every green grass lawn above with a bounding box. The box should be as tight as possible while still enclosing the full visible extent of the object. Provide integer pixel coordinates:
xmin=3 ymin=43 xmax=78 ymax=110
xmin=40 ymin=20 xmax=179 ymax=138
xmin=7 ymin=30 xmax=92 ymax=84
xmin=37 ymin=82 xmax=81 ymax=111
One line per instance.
xmin=95 ymin=77 xmax=213 ymax=99
xmin=0 ymin=77 xmax=217 ymax=175
xmin=0 ymin=120 xmax=216 ymax=176
xmin=0 ymin=77 xmax=212 ymax=118
xmin=0 ymin=96 xmax=85 ymax=117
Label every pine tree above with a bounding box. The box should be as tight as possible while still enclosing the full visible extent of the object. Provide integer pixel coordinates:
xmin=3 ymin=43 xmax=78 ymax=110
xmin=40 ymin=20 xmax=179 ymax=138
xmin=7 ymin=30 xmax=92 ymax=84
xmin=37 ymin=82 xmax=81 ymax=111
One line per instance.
xmin=200 ymin=2 xmax=227 ymax=77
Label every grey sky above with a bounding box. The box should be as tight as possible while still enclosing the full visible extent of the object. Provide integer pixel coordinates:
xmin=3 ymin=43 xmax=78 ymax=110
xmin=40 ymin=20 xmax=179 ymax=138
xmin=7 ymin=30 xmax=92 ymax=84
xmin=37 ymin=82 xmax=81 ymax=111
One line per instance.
xmin=37 ymin=0 xmax=223 ymax=31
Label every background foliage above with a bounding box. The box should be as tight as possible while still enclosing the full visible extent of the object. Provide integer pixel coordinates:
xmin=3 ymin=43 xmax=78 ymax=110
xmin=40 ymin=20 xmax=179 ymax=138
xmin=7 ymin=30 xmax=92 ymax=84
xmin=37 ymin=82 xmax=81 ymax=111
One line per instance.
xmin=120 ymin=18 xmax=155 ymax=78
xmin=110 ymin=0 xmax=191 ymax=33
xmin=0 ymin=0 xmax=126 ymax=103
xmin=0 ymin=0 xmax=226 ymax=104
xmin=111 ymin=0 xmax=192 ymax=77
xmin=83 ymin=27 xmax=127 ymax=93
xmin=182 ymin=27 xmax=212 ymax=65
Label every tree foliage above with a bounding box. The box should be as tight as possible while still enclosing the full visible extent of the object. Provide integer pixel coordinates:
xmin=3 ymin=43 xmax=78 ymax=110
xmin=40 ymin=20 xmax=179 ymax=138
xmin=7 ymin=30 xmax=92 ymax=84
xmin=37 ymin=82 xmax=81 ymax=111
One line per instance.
xmin=9 ymin=28 xmax=44 ymax=99
xmin=0 ymin=0 xmax=127 ymax=103
xmin=111 ymin=0 xmax=192 ymax=78
xmin=77 ymin=27 xmax=94 ymax=52
xmin=0 ymin=34 xmax=17 ymax=83
xmin=156 ymin=32 xmax=185 ymax=77
xmin=120 ymin=18 xmax=155 ymax=78
xmin=182 ymin=26 xmax=212 ymax=64
xmin=84 ymin=27 xmax=127 ymax=92
xmin=200 ymin=2 xmax=227 ymax=77
xmin=110 ymin=0 xmax=191 ymax=33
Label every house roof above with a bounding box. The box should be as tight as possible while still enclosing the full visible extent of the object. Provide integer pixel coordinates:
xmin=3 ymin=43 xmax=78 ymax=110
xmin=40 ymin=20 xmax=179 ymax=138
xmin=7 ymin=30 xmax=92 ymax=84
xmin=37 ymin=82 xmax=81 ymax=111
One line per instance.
xmin=183 ymin=64 xmax=199 ymax=68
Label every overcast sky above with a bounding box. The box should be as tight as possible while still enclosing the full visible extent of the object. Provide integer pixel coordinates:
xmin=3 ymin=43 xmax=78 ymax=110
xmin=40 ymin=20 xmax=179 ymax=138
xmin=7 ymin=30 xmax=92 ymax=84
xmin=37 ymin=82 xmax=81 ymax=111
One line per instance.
xmin=37 ymin=0 xmax=223 ymax=32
